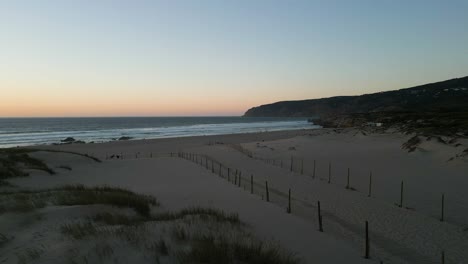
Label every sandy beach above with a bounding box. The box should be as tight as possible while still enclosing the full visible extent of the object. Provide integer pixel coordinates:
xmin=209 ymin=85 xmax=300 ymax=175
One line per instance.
xmin=1 ymin=128 xmax=467 ymax=263
xmin=3 ymin=1 xmax=468 ymax=263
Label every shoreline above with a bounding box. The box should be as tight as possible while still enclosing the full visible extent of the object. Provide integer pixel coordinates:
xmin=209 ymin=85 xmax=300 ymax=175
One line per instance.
xmin=27 ymin=128 xmax=324 ymax=153
xmin=0 ymin=118 xmax=318 ymax=149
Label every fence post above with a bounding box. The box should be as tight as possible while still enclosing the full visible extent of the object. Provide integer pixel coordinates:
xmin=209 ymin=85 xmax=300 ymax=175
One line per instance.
xmin=238 ymin=173 xmax=242 ymax=187
xmin=441 ymin=251 xmax=445 ymax=264
xmin=219 ymin=164 xmax=222 ymax=176
xmin=211 ymin=160 xmax=214 ymax=173
xmin=365 ymin=221 xmax=370 ymax=259
xmin=318 ymin=201 xmax=323 ymax=232
xmin=440 ymin=193 xmax=445 ymax=222
xmin=368 ymin=171 xmax=372 ymax=197
xmin=265 ymin=181 xmax=270 ymax=202
xmin=251 ymin=175 xmax=254 ymax=194
xmin=328 ymin=162 xmax=331 ymax=184
xmin=287 ymin=188 xmax=291 ymax=214
xmin=228 ymin=168 xmax=230 ymax=182
xmin=399 ymin=181 xmax=404 ymax=208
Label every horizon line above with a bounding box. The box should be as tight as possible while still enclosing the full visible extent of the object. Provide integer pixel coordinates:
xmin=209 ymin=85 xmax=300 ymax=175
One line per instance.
xmin=0 ymin=115 xmax=253 ymax=119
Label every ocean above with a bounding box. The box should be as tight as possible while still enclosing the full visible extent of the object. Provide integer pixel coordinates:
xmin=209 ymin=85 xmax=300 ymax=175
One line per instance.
xmin=0 ymin=117 xmax=318 ymax=148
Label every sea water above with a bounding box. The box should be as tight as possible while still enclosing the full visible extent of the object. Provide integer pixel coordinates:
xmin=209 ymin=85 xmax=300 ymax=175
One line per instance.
xmin=0 ymin=117 xmax=318 ymax=148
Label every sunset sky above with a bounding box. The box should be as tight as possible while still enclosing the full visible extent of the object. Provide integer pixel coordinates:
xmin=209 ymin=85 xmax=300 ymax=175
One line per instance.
xmin=1 ymin=0 xmax=468 ymax=117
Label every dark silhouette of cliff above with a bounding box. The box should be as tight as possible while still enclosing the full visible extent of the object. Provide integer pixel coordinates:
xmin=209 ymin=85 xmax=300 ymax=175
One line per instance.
xmin=244 ymin=76 xmax=468 ymax=117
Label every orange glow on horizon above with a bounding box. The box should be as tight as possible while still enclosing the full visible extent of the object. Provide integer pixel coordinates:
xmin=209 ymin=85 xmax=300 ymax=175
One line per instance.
xmin=0 ymin=92 xmax=259 ymax=117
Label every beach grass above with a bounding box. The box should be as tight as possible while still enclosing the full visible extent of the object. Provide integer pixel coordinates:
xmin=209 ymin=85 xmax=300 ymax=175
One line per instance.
xmin=0 ymin=185 xmax=159 ymax=216
xmin=0 ymin=149 xmax=55 ymax=178
xmin=177 ymin=235 xmax=300 ymax=264
xmin=2 ymin=183 xmax=299 ymax=264
xmin=91 ymin=207 xmax=240 ymax=226
xmin=61 ymin=222 xmax=99 ymax=240
xmin=1 ymin=148 xmax=101 ymax=162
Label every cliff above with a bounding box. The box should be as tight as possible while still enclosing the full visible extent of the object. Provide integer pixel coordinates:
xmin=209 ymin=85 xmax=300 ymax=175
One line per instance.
xmin=244 ymin=76 xmax=468 ymax=117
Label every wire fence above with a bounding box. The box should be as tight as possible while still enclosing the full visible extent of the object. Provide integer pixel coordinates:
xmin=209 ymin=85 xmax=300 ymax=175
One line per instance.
xmin=82 ymin=149 xmax=462 ymax=263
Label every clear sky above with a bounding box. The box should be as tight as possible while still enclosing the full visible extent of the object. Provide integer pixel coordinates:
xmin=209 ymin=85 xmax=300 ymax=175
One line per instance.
xmin=1 ymin=0 xmax=467 ymax=117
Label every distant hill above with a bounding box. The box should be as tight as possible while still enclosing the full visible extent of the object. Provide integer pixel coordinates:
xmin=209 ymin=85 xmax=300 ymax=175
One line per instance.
xmin=244 ymin=76 xmax=468 ymax=117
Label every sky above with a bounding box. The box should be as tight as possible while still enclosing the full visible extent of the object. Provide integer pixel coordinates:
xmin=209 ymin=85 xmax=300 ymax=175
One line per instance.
xmin=1 ymin=0 xmax=468 ymax=117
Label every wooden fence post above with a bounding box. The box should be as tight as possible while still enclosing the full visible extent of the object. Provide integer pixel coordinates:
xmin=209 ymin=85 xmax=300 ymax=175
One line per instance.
xmin=399 ymin=181 xmax=404 ymax=208
xmin=265 ymin=181 xmax=270 ymax=202
xmin=211 ymin=160 xmax=214 ymax=173
xmin=228 ymin=168 xmax=230 ymax=182
xmin=318 ymin=201 xmax=323 ymax=232
xmin=287 ymin=188 xmax=291 ymax=214
xmin=365 ymin=221 xmax=370 ymax=259
xmin=328 ymin=162 xmax=331 ymax=184
xmin=441 ymin=250 xmax=445 ymax=264
xmin=238 ymin=173 xmax=242 ymax=187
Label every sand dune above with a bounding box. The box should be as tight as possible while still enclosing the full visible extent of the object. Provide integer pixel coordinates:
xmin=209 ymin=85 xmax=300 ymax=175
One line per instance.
xmin=1 ymin=128 xmax=467 ymax=263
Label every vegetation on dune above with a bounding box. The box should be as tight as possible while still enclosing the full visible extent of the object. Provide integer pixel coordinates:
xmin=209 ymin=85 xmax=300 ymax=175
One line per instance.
xmin=154 ymin=207 xmax=240 ymax=225
xmin=310 ymin=110 xmax=468 ymax=137
xmin=0 ymin=150 xmax=55 ymax=179
xmin=56 ymin=165 xmax=72 ymax=171
xmin=0 ymin=148 xmax=101 ymax=180
xmin=177 ymin=235 xmax=300 ymax=264
xmin=61 ymin=222 xmax=99 ymax=240
xmin=0 ymin=185 xmax=159 ymax=216
xmin=2 ymin=148 xmax=102 ymax=163
xmin=62 ymin=207 xmax=297 ymax=264
xmin=91 ymin=212 xmax=141 ymax=226
xmin=2 ymin=184 xmax=298 ymax=264
xmin=91 ymin=207 xmax=240 ymax=226
xmin=56 ymin=185 xmax=159 ymax=217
